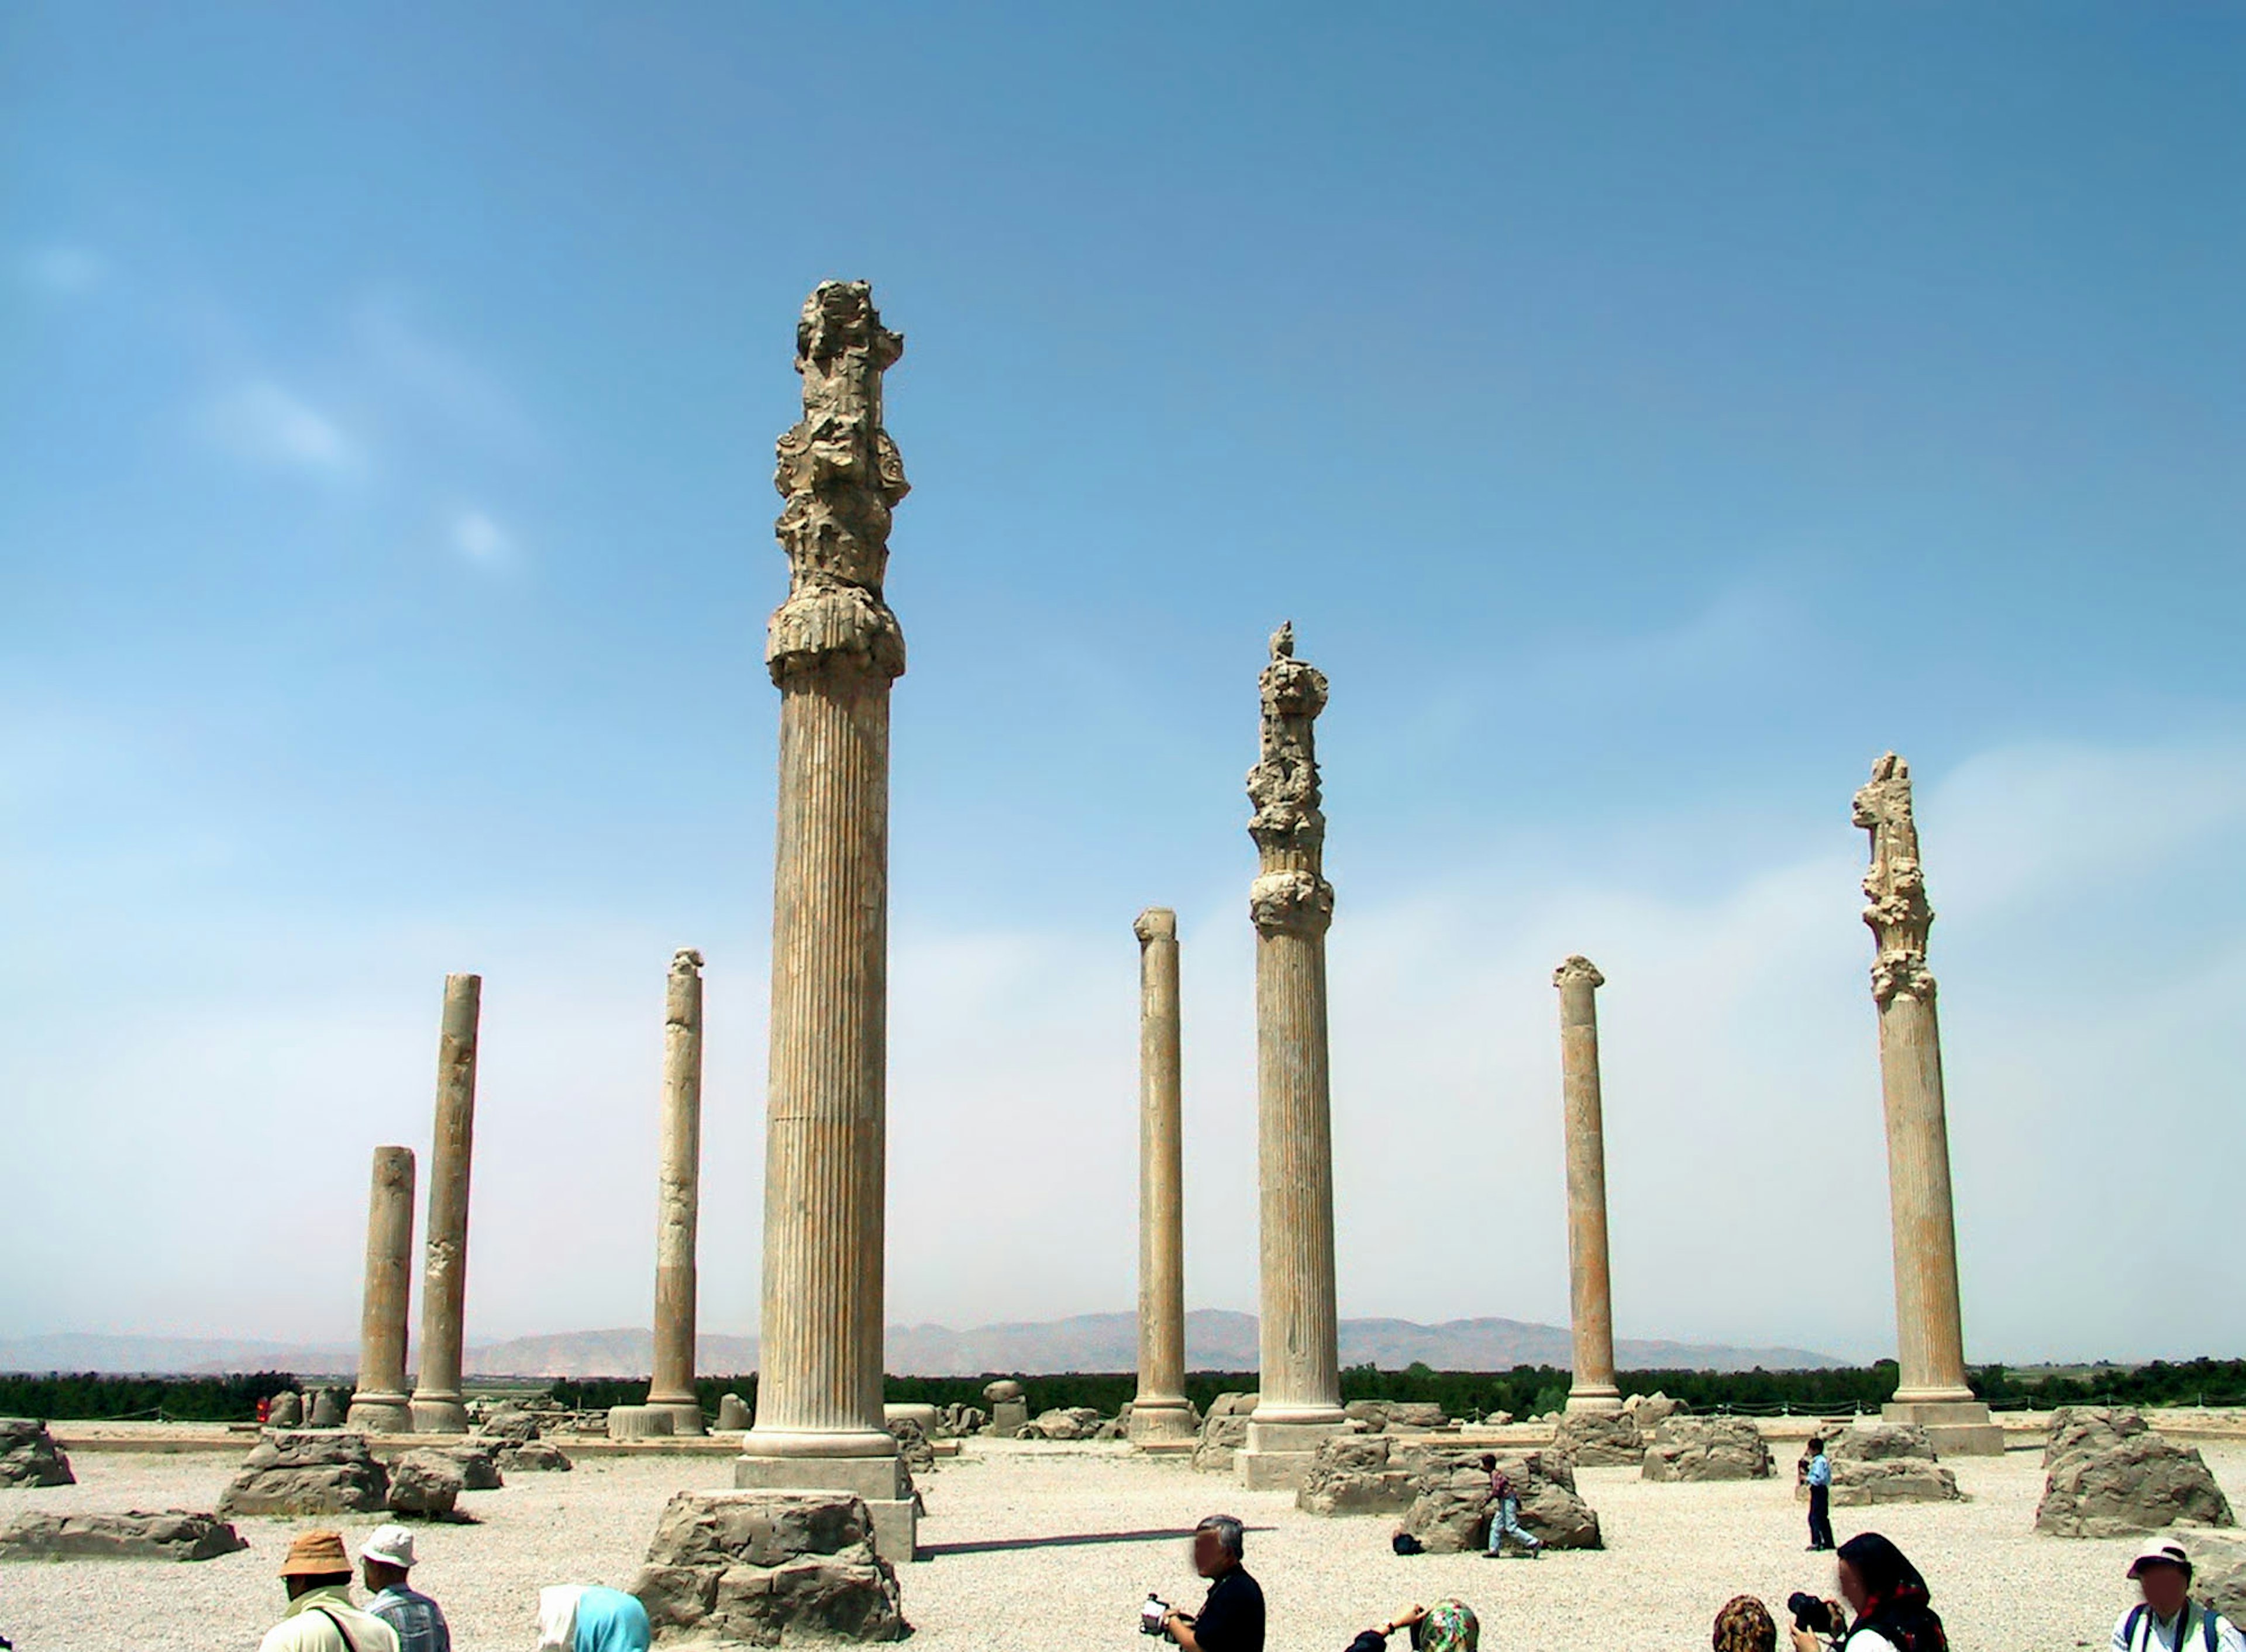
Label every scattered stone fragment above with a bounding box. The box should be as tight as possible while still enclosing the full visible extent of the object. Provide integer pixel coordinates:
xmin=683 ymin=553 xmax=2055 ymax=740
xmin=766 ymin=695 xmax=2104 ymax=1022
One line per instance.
xmin=1553 ymin=1410 xmax=1644 ymax=1467
xmin=980 ymin=1380 xmax=1028 ymax=1438
xmin=1826 ymin=1424 xmax=1959 ymax=1505
xmin=633 ymin=1488 xmax=905 ymax=1644
xmin=437 ymin=1443 xmax=504 ymax=1491
xmin=1022 ymin=1407 xmax=1101 ymax=1441
xmin=474 ymin=1408 xmax=541 ymax=1444
xmin=1401 ymin=1448 xmax=1601 ymax=1551
xmin=2034 ymin=1408 xmax=2236 ymax=1537
xmin=0 ymin=1509 xmax=247 ymax=1563
xmin=716 ymin=1394 xmax=752 ymax=1432
xmin=387 ymin=1449 xmax=464 ymax=1518
xmin=1296 ymin=1435 xmax=1417 ymax=1515
xmin=308 ymin=1389 xmax=343 ymax=1429
xmin=0 ymin=1419 xmax=74 ymax=1488
xmin=218 ymin=1430 xmax=388 ymax=1517
xmin=495 ymin=1441 xmax=574 ymax=1474
xmin=1624 ymin=1392 xmax=1684 ymax=1426
xmin=935 ymin=1403 xmax=983 ymax=1439
xmin=885 ymin=1418 xmax=935 ymax=1474
xmin=265 ymin=1392 xmax=303 ymax=1429
xmin=1192 ymin=1393 xmax=1257 ymax=1474
xmin=1641 ymin=1417 xmax=1773 ymax=1482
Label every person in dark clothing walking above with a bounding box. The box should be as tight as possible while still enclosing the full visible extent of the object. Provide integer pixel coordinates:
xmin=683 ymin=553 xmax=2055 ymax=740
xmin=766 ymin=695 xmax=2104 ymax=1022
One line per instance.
xmin=1162 ymin=1515 xmax=1265 ymax=1652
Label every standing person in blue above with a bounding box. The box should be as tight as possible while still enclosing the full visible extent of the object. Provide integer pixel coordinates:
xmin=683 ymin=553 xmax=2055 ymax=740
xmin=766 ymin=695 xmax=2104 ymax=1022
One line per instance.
xmin=1160 ymin=1515 xmax=1265 ymax=1652
xmin=360 ymin=1526 xmax=452 ymax=1652
xmin=1479 ymin=1455 xmax=1542 ymax=1559
xmin=1804 ymin=1437 xmax=1836 ymax=1553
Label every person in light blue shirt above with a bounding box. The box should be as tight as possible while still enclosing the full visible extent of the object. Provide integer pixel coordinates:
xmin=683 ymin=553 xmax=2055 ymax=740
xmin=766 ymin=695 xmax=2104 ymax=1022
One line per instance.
xmin=1804 ymin=1437 xmax=1835 ymax=1553
xmin=359 ymin=1525 xmax=453 ymax=1652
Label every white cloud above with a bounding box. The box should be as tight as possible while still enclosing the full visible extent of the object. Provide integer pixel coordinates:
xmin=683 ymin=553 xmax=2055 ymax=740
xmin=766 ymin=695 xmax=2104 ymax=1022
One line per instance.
xmin=450 ymin=508 xmax=515 ymax=567
xmin=202 ymin=380 xmax=361 ymax=476
xmin=19 ymin=243 xmax=109 ymax=297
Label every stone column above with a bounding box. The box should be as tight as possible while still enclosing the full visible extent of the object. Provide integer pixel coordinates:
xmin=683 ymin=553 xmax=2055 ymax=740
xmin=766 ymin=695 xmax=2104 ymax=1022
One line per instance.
xmin=1854 ymin=754 xmax=2000 ymax=1454
xmin=1555 ymin=957 xmax=1621 ymax=1415
xmin=345 ymin=1145 xmax=416 ymax=1433
xmin=735 ymin=282 xmax=915 ymax=1562
xmin=409 ymin=972 xmax=479 ymax=1433
xmin=648 ymin=947 xmax=707 ymax=1434
xmin=1239 ymin=623 xmax=1345 ymax=1490
xmin=1129 ymin=908 xmax=1193 ymax=1446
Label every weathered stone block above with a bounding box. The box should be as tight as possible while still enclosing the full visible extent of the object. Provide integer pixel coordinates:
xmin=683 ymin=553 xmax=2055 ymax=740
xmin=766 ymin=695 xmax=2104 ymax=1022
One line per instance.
xmin=716 ymin=1394 xmax=752 ymax=1432
xmin=1296 ymin=1435 xmax=1415 ymax=1516
xmin=497 ymin=1441 xmax=573 ymax=1474
xmin=1553 ymin=1410 xmax=1644 ymax=1467
xmin=1826 ymin=1424 xmax=1959 ymax=1506
xmin=2035 ymin=1408 xmax=2235 ymax=1537
xmin=436 ymin=1443 xmax=504 ymax=1491
xmin=218 ymin=1430 xmax=388 ymax=1517
xmin=1398 ymin=1448 xmax=1600 ymax=1552
xmin=0 ymin=1509 xmax=247 ymax=1563
xmin=387 ymin=1449 xmax=464 ymax=1518
xmin=0 ymin=1419 xmax=74 ymax=1488
xmin=633 ymin=1489 xmax=905 ymax=1645
xmin=1192 ymin=1395 xmax=1257 ymax=1474
xmin=1641 ymin=1417 xmax=1773 ymax=1482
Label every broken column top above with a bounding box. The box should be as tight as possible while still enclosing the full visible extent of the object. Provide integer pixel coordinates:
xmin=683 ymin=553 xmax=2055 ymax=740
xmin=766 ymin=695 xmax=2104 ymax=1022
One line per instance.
xmin=670 ymin=947 xmax=704 ymax=977
xmin=1246 ymin=621 xmax=1330 ymax=856
xmin=1553 ymin=956 xmax=1605 ymax=989
xmin=767 ymin=280 xmax=908 ymax=685
xmin=1852 ymin=751 xmax=1935 ymax=1005
xmin=1134 ymin=908 xmax=1177 ymax=943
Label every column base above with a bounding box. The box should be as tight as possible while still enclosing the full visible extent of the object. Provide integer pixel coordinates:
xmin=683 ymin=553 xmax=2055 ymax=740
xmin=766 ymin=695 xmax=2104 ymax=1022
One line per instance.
xmin=1565 ymin=1387 xmax=1624 ymax=1416
xmin=409 ymin=1395 xmax=469 ymax=1434
xmin=1128 ymin=1399 xmax=1198 ymax=1446
xmin=345 ymin=1396 xmax=413 ymax=1434
xmin=1236 ymin=1416 xmax=1346 ymax=1490
xmin=646 ymin=1399 xmax=708 ymax=1436
xmin=609 ymin=1405 xmax=675 ymax=1440
xmin=733 ymin=1448 xmax=915 ymax=1563
xmin=1882 ymin=1398 xmax=2003 ymax=1456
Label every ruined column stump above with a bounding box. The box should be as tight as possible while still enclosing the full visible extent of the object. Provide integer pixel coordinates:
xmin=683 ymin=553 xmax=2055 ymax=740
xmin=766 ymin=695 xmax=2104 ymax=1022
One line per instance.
xmin=733 ymin=282 xmax=915 ymax=1563
xmin=1556 ymin=958 xmax=1622 ymax=1416
xmin=346 ymin=1145 xmax=416 ymax=1433
xmin=1129 ymin=908 xmax=1195 ymax=1448
xmin=1854 ymin=755 xmax=2000 ymax=1456
xmin=410 ymin=973 xmax=479 ymax=1434
xmin=1238 ymin=625 xmax=1346 ymax=1490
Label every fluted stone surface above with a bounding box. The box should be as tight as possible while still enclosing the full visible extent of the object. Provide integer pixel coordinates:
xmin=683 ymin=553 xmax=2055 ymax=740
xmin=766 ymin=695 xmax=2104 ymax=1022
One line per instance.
xmin=1556 ymin=957 xmax=1620 ymax=1415
xmin=346 ymin=1146 xmax=416 ymax=1433
xmin=411 ymin=974 xmax=479 ymax=1434
xmin=1241 ymin=625 xmax=1344 ymax=1488
xmin=1130 ymin=908 xmax=1193 ymax=1446
xmin=735 ymin=282 xmax=914 ymax=1562
xmin=1854 ymin=755 xmax=1999 ymax=1454
xmin=649 ymin=948 xmax=707 ymax=1435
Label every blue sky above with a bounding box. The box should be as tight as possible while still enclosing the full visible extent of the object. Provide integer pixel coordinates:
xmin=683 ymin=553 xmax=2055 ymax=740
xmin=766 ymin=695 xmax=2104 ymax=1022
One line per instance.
xmin=4 ymin=4 xmax=2241 ymax=1364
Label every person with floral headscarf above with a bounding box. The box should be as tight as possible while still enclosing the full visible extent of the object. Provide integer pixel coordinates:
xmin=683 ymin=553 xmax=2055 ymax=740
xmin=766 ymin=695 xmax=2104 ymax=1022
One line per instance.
xmin=1345 ymin=1599 xmax=1479 ymax=1652
xmin=1714 ymin=1595 xmax=1778 ymax=1652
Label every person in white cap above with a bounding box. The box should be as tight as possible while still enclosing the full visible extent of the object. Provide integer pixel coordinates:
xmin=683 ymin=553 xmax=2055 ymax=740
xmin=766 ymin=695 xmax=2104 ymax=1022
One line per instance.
xmin=2111 ymin=1536 xmax=2242 ymax=1652
xmin=360 ymin=1524 xmax=453 ymax=1652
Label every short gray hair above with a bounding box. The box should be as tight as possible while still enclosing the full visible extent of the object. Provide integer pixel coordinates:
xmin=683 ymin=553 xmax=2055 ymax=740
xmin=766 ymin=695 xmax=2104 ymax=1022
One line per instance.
xmin=1195 ymin=1513 xmax=1245 ymax=1557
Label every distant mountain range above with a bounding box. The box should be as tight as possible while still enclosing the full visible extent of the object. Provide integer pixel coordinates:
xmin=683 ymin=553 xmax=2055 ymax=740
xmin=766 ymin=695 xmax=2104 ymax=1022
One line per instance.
xmin=0 ymin=1313 xmax=1838 ymax=1378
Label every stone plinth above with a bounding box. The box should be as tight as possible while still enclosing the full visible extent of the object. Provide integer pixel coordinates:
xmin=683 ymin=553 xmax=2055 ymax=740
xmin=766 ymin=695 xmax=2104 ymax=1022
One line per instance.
xmin=411 ymin=972 xmax=480 ymax=1434
xmin=1238 ymin=625 xmax=1346 ymax=1490
xmin=649 ymin=947 xmax=707 ymax=1436
xmin=347 ymin=1146 xmax=416 ymax=1434
xmin=1131 ymin=907 xmax=1194 ymax=1447
xmin=1555 ymin=956 xmax=1620 ymax=1415
xmin=733 ymin=282 xmax=912 ymax=1563
xmin=632 ymin=1489 xmax=906 ymax=1644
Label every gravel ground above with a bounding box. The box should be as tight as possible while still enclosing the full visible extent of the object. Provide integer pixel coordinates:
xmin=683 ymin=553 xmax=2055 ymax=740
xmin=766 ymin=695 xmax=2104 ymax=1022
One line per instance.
xmin=3 ymin=1438 xmax=2240 ymax=1650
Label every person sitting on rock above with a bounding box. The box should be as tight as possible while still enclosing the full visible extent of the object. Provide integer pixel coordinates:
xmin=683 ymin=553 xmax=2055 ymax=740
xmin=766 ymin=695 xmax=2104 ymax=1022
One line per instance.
xmin=2112 ymin=1537 xmax=2244 ymax=1652
xmin=1715 ymin=1594 xmax=1779 ymax=1652
xmin=259 ymin=1531 xmax=401 ymax=1652
xmin=1345 ymin=1599 xmax=1479 ymax=1651
xmin=536 ymin=1585 xmax=651 ymax=1652
xmin=1787 ymin=1533 xmax=1945 ymax=1652
xmin=360 ymin=1525 xmax=451 ymax=1652
xmin=1479 ymin=1455 xmax=1542 ymax=1560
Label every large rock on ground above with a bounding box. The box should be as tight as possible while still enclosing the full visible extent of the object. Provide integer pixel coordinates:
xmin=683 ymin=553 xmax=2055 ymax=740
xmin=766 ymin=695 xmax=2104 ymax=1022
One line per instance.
xmin=218 ymin=1430 xmax=388 ymax=1517
xmin=1400 ymin=1449 xmax=1601 ymax=1552
xmin=716 ymin=1394 xmax=752 ymax=1432
xmin=497 ymin=1441 xmax=574 ymax=1474
xmin=308 ymin=1389 xmax=344 ymax=1429
xmin=1553 ymin=1411 xmax=1644 ymax=1467
xmin=2190 ymin=1535 xmax=2246 ymax=1625
xmin=474 ymin=1408 xmax=542 ymax=1444
xmin=885 ymin=1419 xmax=935 ymax=1474
xmin=1625 ymin=1392 xmax=1684 ymax=1426
xmin=936 ymin=1403 xmax=985 ymax=1439
xmin=1827 ymin=1425 xmax=1959 ymax=1505
xmin=0 ymin=1509 xmax=247 ymax=1562
xmin=633 ymin=1488 xmax=906 ymax=1645
xmin=265 ymin=1392 xmax=303 ymax=1429
xmin=1022 ymin=1407 xmax=1101 ymax=1441
xmin=1193 ymin=1394 xmax=1256 ymax=1474
xmin=1297 ymin=1435 xmax=1418 ymax=1516
xmin=1342 ymin=1401 xmax=1448 ymax=1434
xmin=0 ymin=1419 xmax=74 ymax=1488
xmin=387 ymin=1450 xmax=465 ymax=1518
xmin=1642 ymin=1417 xmax=1773 ymax=1482
xmin=436 ymin=1444 xmax=504 ymax=1491
xmin=2035 ymin=1408 xmax=2236 ymax=1537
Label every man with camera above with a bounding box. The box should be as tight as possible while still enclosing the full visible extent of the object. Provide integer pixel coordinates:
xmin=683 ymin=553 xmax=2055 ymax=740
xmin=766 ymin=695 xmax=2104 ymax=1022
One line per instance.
xmin=1153 ymin=1514 xmax=1265 ymax=1652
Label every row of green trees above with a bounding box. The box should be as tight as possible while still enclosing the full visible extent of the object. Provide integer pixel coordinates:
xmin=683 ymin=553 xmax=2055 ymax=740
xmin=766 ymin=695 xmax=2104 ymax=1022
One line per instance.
xmin=12 ymin=1358 xmax=2244 ymax=1424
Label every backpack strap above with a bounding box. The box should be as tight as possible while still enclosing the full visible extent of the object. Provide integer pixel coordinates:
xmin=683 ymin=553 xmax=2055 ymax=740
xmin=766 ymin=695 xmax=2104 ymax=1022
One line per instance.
xmin=2200 ymin=1604 xmax=2219 ymax=1652
xmin=2124 ymin=1604 xmax=2148 ymax=1652
xmin=312 ymin=1606 xmax=361 ymax=1652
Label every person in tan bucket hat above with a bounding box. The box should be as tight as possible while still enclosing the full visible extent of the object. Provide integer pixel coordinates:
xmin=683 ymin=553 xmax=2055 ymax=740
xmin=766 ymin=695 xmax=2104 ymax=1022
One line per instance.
xmin=257 ymin=1530 xmax=401 ymax=1652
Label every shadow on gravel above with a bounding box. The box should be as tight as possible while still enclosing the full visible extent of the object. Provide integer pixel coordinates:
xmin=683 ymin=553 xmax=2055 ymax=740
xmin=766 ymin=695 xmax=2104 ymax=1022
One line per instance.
xmin=919 ymin=1525 xmax=1272 ymax=1559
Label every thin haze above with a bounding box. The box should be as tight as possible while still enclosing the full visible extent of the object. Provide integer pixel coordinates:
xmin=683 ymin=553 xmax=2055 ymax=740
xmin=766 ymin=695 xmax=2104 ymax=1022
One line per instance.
xmin=3 ymin=5 xmax=2241 ymax=1365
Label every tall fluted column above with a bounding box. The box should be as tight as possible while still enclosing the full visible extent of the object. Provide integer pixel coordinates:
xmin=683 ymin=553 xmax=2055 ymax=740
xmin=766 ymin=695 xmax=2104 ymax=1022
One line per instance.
xmin=410 ymin=973 xmax=479 ymax=1433
xmin=1129 ymin=908 xmax=1193 ymax=1446
xmin=1239 ymin=623 xmax=1345 ymax=1491
xmin=1555 ymin=957 xmax=1620 ymax=1415
xmin=346 ymin=1146 xmax=416 ymax=1433
xmin=649 ymin=947 xmax=707 ymax=1434
xmin=1854 ymin=754 xmax=2000 ymax=1454
xmin=735 ymin=282 xmax=915 ymax=1558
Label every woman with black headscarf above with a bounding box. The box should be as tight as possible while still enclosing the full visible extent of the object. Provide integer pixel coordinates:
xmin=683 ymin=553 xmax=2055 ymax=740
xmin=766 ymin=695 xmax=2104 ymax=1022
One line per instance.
xmin=1786 ymin=1533 xmax=1948 ymax=1652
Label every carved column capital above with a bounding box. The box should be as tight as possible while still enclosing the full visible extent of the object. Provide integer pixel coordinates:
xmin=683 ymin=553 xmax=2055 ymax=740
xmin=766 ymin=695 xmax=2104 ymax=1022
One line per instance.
xmin=1855 ymin=751 xmax=1938 ymax=1008
xmin=1553 ymin=955 xmax=1606 ymax=990
xmin=766 ymin=281 xmax=908 ymax=686
xmin=1249 ymin=870 xmax=1335 ymax=937
xmin=1246 ymin=621 xmax=1332 ymax=857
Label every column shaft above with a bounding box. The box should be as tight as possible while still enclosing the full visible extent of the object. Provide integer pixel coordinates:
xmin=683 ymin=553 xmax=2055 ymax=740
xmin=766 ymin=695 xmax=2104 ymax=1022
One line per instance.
xmin=1131 ymin=909 xmax=1191 ymax=1443
xmin=650 ymin=949 xmax=706 ymax=1432
xmin=1877 ymin=992 xmax=1969 ymax=1400
xmin=347 ymin=1146 xmax=416 ymax=1432
xmin=410 ymin=973 xmax=479 ymax=1433
xmin=1556 ymin=958 xmax=1619 ymax=1413
xmin=1253 ymin=922 xmax=1340 ymax=1422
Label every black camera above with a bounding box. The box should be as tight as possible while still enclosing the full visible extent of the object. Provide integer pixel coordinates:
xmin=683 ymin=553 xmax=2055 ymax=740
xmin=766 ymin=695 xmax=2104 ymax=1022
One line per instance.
xmin=1787 ymin=1593 xmax=1837 ymax=1637
xmin=1140 ymin=1594 xmax=1172 ymax=1636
